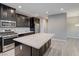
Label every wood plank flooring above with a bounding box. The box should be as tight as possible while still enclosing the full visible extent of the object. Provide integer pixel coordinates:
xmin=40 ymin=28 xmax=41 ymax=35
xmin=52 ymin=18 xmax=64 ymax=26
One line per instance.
xmin=0 ymin=38 xmax=79 ymax=56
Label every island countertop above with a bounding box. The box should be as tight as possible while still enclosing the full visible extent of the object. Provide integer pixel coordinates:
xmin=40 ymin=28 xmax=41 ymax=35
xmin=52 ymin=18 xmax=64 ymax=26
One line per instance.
xmin=13 ymin=33 xmax=54 ymax=49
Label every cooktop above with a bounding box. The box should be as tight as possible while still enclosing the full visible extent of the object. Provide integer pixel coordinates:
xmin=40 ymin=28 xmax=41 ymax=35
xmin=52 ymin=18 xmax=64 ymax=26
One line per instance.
xmin=0 ymin=32 xmax=18 ymax=36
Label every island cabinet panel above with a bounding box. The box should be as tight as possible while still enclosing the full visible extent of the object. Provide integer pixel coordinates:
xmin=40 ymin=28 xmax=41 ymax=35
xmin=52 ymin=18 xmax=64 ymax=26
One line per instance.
xmin=14 ymin=33 xmax=53 ymax=56
xmin=32 ymin=44 xmax=46 ymax=56
xmin=15 ymin=39 xmax=51 ymax=56
xmin=0 ymin=4 xmax=16 ymax=21
xmin=15 ymin=44 xmax=31 ymax=56
xmin=16 ymin=13 xmax=30 ymax=27
xmin=32 ymin=39 xmax=51 ymax=56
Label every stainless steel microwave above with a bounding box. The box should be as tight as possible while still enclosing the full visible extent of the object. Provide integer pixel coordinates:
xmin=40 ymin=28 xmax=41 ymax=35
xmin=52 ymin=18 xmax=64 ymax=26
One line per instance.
xmin=0 ymin=20 xmax=16 ymax=27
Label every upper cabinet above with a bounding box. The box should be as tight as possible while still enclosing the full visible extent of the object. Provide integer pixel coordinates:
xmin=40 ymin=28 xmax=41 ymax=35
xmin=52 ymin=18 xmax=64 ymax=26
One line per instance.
xmin=16 ymin=13 xmax=30 ymax=27
xmin=1 ymin=5 xmax=8 ymax=18
xmin=7 ymin=7 xmax=16 ymax=19
xmin=0 ymin=4 xmax=1 ymax=18
xmin=30 ymin=17 xmax=40 ymax=32
xmin=0 ymin=4 xmax=16 ymax=21
xmin=0 ymin=4 xmax=40 ymax=28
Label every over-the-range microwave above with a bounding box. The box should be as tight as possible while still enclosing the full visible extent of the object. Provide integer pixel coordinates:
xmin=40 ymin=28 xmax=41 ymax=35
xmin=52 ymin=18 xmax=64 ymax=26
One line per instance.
xmin=0 ymin=20 xmax=16 ymax=27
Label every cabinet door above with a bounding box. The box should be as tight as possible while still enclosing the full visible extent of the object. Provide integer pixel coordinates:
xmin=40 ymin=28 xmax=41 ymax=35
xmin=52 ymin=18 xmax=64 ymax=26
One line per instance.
xmin=16 ymin=14 xmax=30 ymax=27
xmin=15 ymin=44 xmax=31 ymax=56
xmin=39 ymin=44 xmax=46 ymax=56
xmin=21 ymin=16 xmax=26 ymax=27
xmin=16 ymin=14 xmax=25 ymax=27
xmin=7 ymin=7 xmax=16 ymax=20
xmin=16 ymin=15 xmax=21 ymax=27
xmin=19 ymin=16 xmax=25 ymax=27
xmin=30 ymin=17 xmax=35 ymax=31
xmin=0 ymin=4 xmax=1 ymax=18
xmin=0 ymin=4 xmax=16 ymax=21
xmin=2 ymin=5 xmax=8 ymax=18
xmin=24 ymin=17 xmax=30 ymax=27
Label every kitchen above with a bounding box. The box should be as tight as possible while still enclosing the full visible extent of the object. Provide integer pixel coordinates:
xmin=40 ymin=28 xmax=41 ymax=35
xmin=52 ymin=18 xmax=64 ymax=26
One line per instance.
xmin=1 ymin=3 xmax=79 ymax=56
xmin=0 ymin=3 xmax=53 ymax=56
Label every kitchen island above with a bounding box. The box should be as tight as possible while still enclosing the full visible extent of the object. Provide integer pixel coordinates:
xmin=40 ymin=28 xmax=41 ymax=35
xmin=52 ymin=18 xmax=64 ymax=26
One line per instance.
xmin=13 ymin=33 xmax=53 ymax=56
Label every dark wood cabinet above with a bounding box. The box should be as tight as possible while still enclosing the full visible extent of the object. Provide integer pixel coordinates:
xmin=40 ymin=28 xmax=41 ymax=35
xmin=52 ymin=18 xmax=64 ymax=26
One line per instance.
xmin=32 ymin=39 xmax=51 ymax=56
xmin=0 ymin=4 xmax=1 ymax=18
xmin=0 ymin=3 xmax=40 ymax=30
xmin=1 ymin=5 xmax=8 ymax=18
xmin=0 ymin=37 xmax=2 ymax=52
xmin=16 ymin=14 xmax=24 ymax=27
xmin=30 ymin=17 xmax=40 ymax=32
xmin=7 ymin=7 xmax=16 ymax=20
xmin=16 ymin=13 xmax=30 ymax=27
xmin=30 ymin=17 xmax=35 ymax=31
xmin=0 ymin=3 xmax=16 ymax=21
xmin=15 ymin=39 xmax=51 ymax=56
xmin=25 ymin=17 xmax=30 ymax=27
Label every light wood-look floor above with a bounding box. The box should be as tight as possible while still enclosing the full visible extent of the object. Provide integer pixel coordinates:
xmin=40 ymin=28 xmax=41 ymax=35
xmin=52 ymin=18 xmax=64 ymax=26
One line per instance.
xmin=44 ymin=38 xmax=79 ymax=56
xmin=0 ymin=38 xmax=79 ymax=56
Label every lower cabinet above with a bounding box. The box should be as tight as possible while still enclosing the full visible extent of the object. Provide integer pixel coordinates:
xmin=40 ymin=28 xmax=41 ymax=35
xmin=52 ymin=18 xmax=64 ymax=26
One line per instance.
xmin=18 ymin=32 xmax=35 ymax=37
xmin=32 ymin=39 xmax=51 ymax=56
xmin=0 ymin=37 xmax=2 ymax=52
xmin=15 ymin=44 xmax=31 ymax=56
xmin=15 ymin=39 xmax=51 ymax=56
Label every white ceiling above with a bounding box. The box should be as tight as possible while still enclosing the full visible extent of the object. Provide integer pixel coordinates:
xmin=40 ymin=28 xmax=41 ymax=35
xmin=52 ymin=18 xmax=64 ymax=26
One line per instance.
xmin=3 ymin=3 xmax=79 ymax=17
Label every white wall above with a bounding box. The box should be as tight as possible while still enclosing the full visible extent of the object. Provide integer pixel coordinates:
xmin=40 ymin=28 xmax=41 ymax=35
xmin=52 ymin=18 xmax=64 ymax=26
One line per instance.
xmin=40 ymin=18 xmax=48 ymax=33
xmin=44 ymin=19 xmax=48 ymax=33
xmin=48 ymin=13 xmax=67 ymax=39
xmin=67 ymin=16 xmax=79 ymax=38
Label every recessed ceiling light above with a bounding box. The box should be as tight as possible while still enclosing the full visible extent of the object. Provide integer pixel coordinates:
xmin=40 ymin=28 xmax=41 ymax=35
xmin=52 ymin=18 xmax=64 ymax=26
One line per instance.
xmin=10 ymin=9 xmax=14 ymax=13
xmin=46 ymin=11 xmax=48 ymax=14
xmin=75 ymin=24 xmax=79 ymax=27
xmin=18 ymin=6 xmax=22 ymax=8
xmin=60 ymin=8 xmax=64 ymax=11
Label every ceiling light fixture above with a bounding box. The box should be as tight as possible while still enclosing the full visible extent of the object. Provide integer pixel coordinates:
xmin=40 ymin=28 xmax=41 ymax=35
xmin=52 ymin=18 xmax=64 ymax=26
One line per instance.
xmin=75 ymin=24 xmax=79 ymax=27
xmin=46 ymin=11 xmax=48 ymax=14
xmin=18 ymin=6 xmax=22 ymax=8
xmin=10 ymin=9 xmax=14 ymax=13
xmin=60 ymin=8 xmax=64 ymax=11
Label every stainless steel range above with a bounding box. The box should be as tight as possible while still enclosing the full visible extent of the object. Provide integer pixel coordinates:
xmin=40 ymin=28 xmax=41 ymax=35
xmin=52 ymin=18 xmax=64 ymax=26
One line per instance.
xmin=0 ymin=20 xmax=17 ymax=52
xmin=0 ymin=32 xmax=18 ymax=52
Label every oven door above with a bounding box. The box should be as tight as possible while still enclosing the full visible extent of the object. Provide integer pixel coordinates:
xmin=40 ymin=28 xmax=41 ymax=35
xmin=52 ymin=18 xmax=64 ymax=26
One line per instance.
xmin=2 ymin=37 xmax=17 ymax=52
xmin=4 ymin=37 xmax=15 ymax=46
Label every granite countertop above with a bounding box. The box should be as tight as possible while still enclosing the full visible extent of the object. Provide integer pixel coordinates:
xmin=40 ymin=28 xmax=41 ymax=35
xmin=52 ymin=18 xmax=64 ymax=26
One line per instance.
xmin=0 ymin=31 xmax=34 ymax=37
xmin=13 ymin=33 xmax=54 ymax=49
xmin=17 ymin=31 xmax=34 ymax=34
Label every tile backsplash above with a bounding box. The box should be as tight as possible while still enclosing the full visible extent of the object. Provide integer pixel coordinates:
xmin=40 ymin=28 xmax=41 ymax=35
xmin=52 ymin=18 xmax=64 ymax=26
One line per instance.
xmin=0 ymin=27 xmax=30 ymax=33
